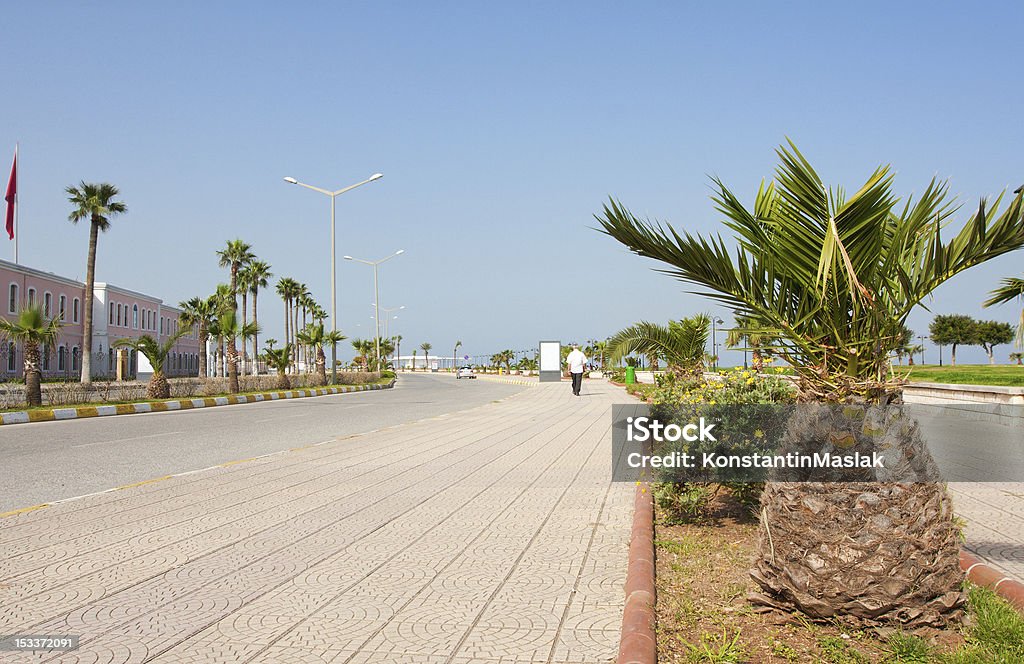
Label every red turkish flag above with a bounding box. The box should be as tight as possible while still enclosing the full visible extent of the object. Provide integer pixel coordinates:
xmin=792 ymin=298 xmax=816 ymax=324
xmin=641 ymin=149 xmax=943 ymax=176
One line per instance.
xmin=4 ymin=148 xmax=14 ymax=240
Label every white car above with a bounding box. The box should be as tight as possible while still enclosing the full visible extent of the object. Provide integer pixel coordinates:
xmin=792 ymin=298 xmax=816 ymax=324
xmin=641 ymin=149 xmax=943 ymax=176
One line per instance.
xmin=456 ymin=366 xmax=476 ymax=379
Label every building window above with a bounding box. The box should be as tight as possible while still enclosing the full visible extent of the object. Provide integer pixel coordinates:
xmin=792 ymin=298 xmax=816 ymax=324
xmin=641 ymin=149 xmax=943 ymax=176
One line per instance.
xmin=133 ymin=304 xmax=138 ymax=329
xmin=117 ymin=303 xmax=122 ymax=327
xmin=72 ymin=347 xmax=80 ymax=371
xmin=27 ymin=288 xmax=35 ymax=308
xmin=8 ymin=283 xmax=16 ymax=313
xmin=42 ymin=346 xmax=50 ymax=371
xmin=44 ymin=292 xmax=52 ymax=318
xmin=58 ymin=346 xmax=66 ymax=371
xmin=74 ymin=298 xmax=80 ymax=323
xmin=59 ymin=295 xmax=66 ymax=320
xmin=160 ymin=317 xmax=164 ymax=335
xmin=7 ymin=342 xmax=15 ymax=372
xmin=110 ymin=302 xmax=115 ymax=325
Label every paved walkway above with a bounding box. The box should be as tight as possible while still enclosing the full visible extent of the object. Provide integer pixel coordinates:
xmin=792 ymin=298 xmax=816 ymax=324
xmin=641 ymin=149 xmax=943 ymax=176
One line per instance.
xmin=0 ymin=380 xmax=632 ymax=663
xmin=951 ymin=483 xmax=1024 ymax=583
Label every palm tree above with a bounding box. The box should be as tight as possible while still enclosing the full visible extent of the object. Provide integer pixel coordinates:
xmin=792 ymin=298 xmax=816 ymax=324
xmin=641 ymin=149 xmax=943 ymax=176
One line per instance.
xmin=1010 ymin=351 xmax=1023 ymax=365
xmin=242 ymin=260 xmax=273 ymax=375
xmin=263 ymin=344 xmax=293 ymax=389
xmin=265 ymin=338 xmax=278 ymax=350
xmin=216 ymin=240 xmax=254 ymax=393
xmin=395 ymin=334 xmax=403 ymax=370
xmin=297 ymin=323 xmax=347 ymax=385
xmin=726 ymin=314 xmax=778 ymax=372
xmin=453 ymin=340 xmax=462 ymax=373
xmin=212 ymin=284 xmax=234 ymax=377
xmin=420 ymin=342 xmax=432 ymax=371
xmin=596 ymin=140 xmax=1024 ymax=627
xmin=66 ymin=182 xmax=127 ymax=383
xmin=608 ymin=315 xmax=710 ymax=380
xmin=0 ymin=306 xmax=62 ymax=406
xmin=178 ymin=296 xmax=217 ymax=378
xmin=984 ymin=276 xmax=1024 ymax=349
xmin=114 ymin=329 xmax=188 ymax=399
xmin=411 ymin=348 xmax=417 ymax=371
xmin=217 ymin=309 xmax=259 ymax=389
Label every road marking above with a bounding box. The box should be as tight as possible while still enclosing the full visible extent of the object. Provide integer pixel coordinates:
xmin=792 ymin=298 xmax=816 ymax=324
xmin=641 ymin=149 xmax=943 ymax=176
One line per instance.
xmin=72 ymin=431 xmax=184 ymax=449
xmin=253 ymin=413 xmax=307 ymax=423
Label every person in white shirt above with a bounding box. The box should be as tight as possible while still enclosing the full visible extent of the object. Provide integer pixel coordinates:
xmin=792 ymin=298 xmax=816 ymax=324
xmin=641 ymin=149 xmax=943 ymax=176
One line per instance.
xmin=565 ymin=345 xmax=588 ymax=397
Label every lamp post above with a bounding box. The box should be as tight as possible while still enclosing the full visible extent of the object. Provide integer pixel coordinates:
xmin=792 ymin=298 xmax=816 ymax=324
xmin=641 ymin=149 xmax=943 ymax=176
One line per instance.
xmin=711 ymin=317 xmax=724 ymax=371
xmin=344 ymin=250 xmax=404 ymax=369
xmin=283 ymin=172 xmax=382 ymax=384
xmin=918 ymin=335 xmax=928 ymax=365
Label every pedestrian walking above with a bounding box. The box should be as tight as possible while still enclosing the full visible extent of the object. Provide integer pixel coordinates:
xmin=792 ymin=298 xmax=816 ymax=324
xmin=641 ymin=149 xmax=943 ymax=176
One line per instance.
xmin=566 ymin=344 xmax=587 ymax=396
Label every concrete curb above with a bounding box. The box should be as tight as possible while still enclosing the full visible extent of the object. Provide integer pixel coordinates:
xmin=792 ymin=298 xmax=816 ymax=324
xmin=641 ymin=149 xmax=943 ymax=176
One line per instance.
xmin=961 ymin=549 xmax=1024 ymax=612
xmin=0 ymin=380 xmax=396 ymax=427
xmin=618 ymin=482 xmax=657 ymax=664
xmin=472 ymin=375 xmax=539 ymax=387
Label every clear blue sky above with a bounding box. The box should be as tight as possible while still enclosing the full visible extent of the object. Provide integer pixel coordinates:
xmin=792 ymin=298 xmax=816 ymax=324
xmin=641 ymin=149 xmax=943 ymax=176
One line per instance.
xmin=3 ymin=2 xmax=1022 ymax=365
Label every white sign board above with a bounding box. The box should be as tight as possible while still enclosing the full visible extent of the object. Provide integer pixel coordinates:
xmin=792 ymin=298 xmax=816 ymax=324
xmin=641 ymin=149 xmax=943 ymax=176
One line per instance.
xmin=539 ymin=341 xmax=561 ymax=382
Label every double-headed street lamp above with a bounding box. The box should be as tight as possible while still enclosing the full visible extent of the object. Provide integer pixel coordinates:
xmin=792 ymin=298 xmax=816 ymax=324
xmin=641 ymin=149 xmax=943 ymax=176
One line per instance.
xmin=283 ymin=172 xmax=383 ymax=383
xmin=344 ymin=250 xmax=404 ymax=368
xmin=711 ymin=317 xmax=724 ymax=370
xmin=372 ymin=304 xmax=404 ymax=340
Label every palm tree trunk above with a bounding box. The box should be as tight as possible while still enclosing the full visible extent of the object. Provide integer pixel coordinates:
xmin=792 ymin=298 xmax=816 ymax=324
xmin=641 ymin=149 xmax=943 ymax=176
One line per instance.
xmin=227 ymin=267 xmax=239 ymax=393
xmin=283 ymin=297 xmax=290 ymax=375
xmin=80 ymin=220 xmax=100 ymax=383
xmin=294 ymin=305 xmax=300 ymax=373
xmin=951 ymin=343 xmax=958 ymax=367
xmin=148 ymin=371 xmax=170 ymax=399
xmin=316 ymin=346 xmax=327 ymax=385
xmin=217 ymin=337 xmax=224 ymax=378
xmin=24 ymin=343 xmax=42 ymax=407
xmin=240 ymin=291 xmax=248 ymax=376
xmin=252 ymin=290 xmax=259 ymax=376
xmin=198 ymin=327 xmax=208 ymax=378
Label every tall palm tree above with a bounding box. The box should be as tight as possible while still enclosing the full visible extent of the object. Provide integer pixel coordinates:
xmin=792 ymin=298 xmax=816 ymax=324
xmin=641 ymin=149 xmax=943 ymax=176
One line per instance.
xmin=395 ymin=334 xmax=403 ymax=370
xmin=114 ymin=329 xmax=188 ymax=399
xmin=212 ymin=284 xmax=234 ymax=377
xmin=217 ymin=309 xmax=259 ymax=389
xmin=608 ymin=315 xmax=710 ymax=380
xmin=297 ymin=323 xmax=347 ymax=385
xmin=453 ymin=340 xmax=462 ymax=373
xmin=66 ymin=182 xmax=127 ymax=384
xmin=596 ymin=140 xmax=1024 ymax=628
xmin=276 ymin=277 xmax=296 ymax=369
xmin=984 ymin=276 xmax=1024 ymax=349
xmin=420 ymin=342 xmax=432 ymax=371
xmin=411 ymin=348 xmax=417 ymax=371
xmin=216 ymin=239 xmax=254 ymax=393
xmin=0 ymin=306 xmax=62 ymax=406
xmin=243 ymin=260 xmax=273 ymax=375
xmin=178 ymin=296 xmax=217 ymax=378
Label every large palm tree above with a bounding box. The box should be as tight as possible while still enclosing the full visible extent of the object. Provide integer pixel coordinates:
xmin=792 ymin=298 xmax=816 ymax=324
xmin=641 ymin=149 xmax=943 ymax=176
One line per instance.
xmin=984 ymin=276 xmax=1024 ymax=349
xmin=596 ymin=141 xmax=1024 ymax=628
xmin=297 ymin=323 xmax=347 ymax=385
xmin=243 ymin=260 xmax=273 ymax=375
xmin=420 ymin=342 xmax=432 ymax=371
xmin=66 ymin=182 xmax=127 ymax=384
xmin=275 ymin=278 xmax=296 ymax=370
xmin=114 ymin=329 xmax=188 ymax=399
xmin=216 ymin=240 xmax=254 ymax=393
xmin=217 ymin=309 xmax=259 ymax=389
xmin=178 ymin=296 xmax=218 ymax=378
xmin=0 ymin=306 xmax=62 ymax=406
xmin=608 ymin=315 xmax=710 ymax=380
xmin=212 ymin=284 xmax=234 ymax=377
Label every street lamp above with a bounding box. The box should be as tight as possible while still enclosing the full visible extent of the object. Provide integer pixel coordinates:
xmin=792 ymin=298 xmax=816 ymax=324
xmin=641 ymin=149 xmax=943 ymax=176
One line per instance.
xmin=344 ymin=250 xmax=404 ymax=368
xmin=918 ymin=334 xmax=928 ymax=366
xmin=711 ymin=317 xmax=724 ymax=370
xmin=283 ymin=172 xmax=383 ymax=383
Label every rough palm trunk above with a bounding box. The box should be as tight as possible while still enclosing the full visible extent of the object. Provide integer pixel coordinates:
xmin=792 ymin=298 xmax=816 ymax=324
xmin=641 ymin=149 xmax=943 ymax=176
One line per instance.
xmin=315 ymin=346 xmax=327 ymax=386
xmin=227 ymin=268 xmax=239 ymax=394
xmin=240 ymin=291 xmax=248 ymax=376
xmin=147 ymin=371 xmax=170 ymax=400
xmin=24 ymin=343 xmax=42 ymax=406
xmin=275 ymin=369 xmax=290 ymax=390
xmin=252 ymin=290 xmax=260 ymax=376
xmin=749 ymin=402 xmax=965 ymax=629
xmin=198 ymin=326 xmax=208 ymax=378
xmin=216 ymin=339 xmax=224 ymax=378
xmin=951 ymin=343 xmax=958 ymax=366
xmin=752 ymin=348 xmax=764 ymax=372
xmin=80 ymin=221 xmax=99 ymax=384
xmin=283 ymin=298 xmax=290 ymax=375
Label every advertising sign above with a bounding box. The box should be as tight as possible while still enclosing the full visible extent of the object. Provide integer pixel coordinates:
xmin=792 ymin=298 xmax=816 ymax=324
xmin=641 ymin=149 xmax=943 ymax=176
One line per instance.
xmin=539 ymin=340 xmax=561 ymax=382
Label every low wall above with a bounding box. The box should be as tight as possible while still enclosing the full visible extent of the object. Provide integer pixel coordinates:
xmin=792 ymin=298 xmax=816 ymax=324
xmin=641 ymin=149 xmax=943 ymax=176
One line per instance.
xmin=903 ymin=382 xmax=1024 ymax=406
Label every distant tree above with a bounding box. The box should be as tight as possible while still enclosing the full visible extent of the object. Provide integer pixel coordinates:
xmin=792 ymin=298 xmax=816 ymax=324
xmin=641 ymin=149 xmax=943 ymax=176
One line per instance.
xmin=297 ymin=323 xmax=346 ymax=385
xmin=1009 ymin=351 xmax=1022 ymax=365
xmin=178 ymin=295 xmax=218 ymax=378
xmin=420 ymin=342 xmax=432 ymax=370
xmin=929 ymin=315 xmax=977 ymax=366
xmin=975 ymin=320 xmax=1015 ymax=365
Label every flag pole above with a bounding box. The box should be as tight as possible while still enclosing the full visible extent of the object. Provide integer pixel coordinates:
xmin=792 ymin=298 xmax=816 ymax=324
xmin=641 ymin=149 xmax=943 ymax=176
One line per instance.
xmin=14 ymin=142 xmax=18 ymax=264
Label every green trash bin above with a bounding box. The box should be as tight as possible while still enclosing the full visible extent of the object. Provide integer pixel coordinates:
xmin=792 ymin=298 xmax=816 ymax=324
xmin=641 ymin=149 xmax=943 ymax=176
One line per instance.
xmin=625 ymin=366 xmax=636 ymax=384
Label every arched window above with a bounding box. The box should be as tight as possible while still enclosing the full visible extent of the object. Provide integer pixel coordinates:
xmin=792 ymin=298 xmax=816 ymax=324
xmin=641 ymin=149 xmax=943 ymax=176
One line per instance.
xmin=8 ymin=283 xmax=17 ymax=313
xmin=27 ymin=288 xmax=35 ymax=307
xmin=110 ymin=302 xmax=115 ymax=324
xmin=74 ymin=298 xmax=80 ymax=323
xmin=72 ymin=347 xmax=80 ymax=371
xmin=160 ymin=317 xmax=164 ymax=335
xmin=59 ymin=295 xmax=66 ymax=320
xmin=133 ymin=304 xmax=138 ymax=329
xmin=7 ymin=342 xmax=15 ymax=371
xmin=44 ymin=292 xmax=52 ymax=318
xmin=43 ymin=346 xmax=51 ymax=371
xmin=108 ymin=348 xmax=114 ymax=373
xmin=117 ymin=303 xmax=123 ymax=327
xmin=58 ymin=346 xmax=66 ymax=371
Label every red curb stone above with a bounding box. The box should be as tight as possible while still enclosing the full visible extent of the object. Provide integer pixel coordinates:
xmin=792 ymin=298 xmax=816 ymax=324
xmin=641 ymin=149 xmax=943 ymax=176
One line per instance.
xmin=619 ymin=484 xmax=657 ymax=664
xmin=961 ymin=549 xmax=1024 ymax=612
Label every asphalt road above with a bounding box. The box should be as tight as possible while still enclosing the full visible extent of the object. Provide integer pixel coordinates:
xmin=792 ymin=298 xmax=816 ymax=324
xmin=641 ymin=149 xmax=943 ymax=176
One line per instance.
xmin=0 ymin=374 xmax=525 ymax=512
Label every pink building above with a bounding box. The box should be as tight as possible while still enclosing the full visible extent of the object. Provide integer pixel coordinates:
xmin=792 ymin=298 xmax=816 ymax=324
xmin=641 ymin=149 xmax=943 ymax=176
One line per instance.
xmin=0 ymin=259 xmax=201 ymax=380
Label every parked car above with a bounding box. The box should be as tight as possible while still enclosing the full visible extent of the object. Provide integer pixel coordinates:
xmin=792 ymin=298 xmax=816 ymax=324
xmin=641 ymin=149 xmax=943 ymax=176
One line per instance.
xmin=456 ymin=366 xmax=476 ymax=379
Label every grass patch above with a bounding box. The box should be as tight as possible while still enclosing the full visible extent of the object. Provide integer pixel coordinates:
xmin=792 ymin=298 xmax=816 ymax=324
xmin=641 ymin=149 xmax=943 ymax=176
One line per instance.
xmin=902 ymin=364 xmax=1024 ymax=387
